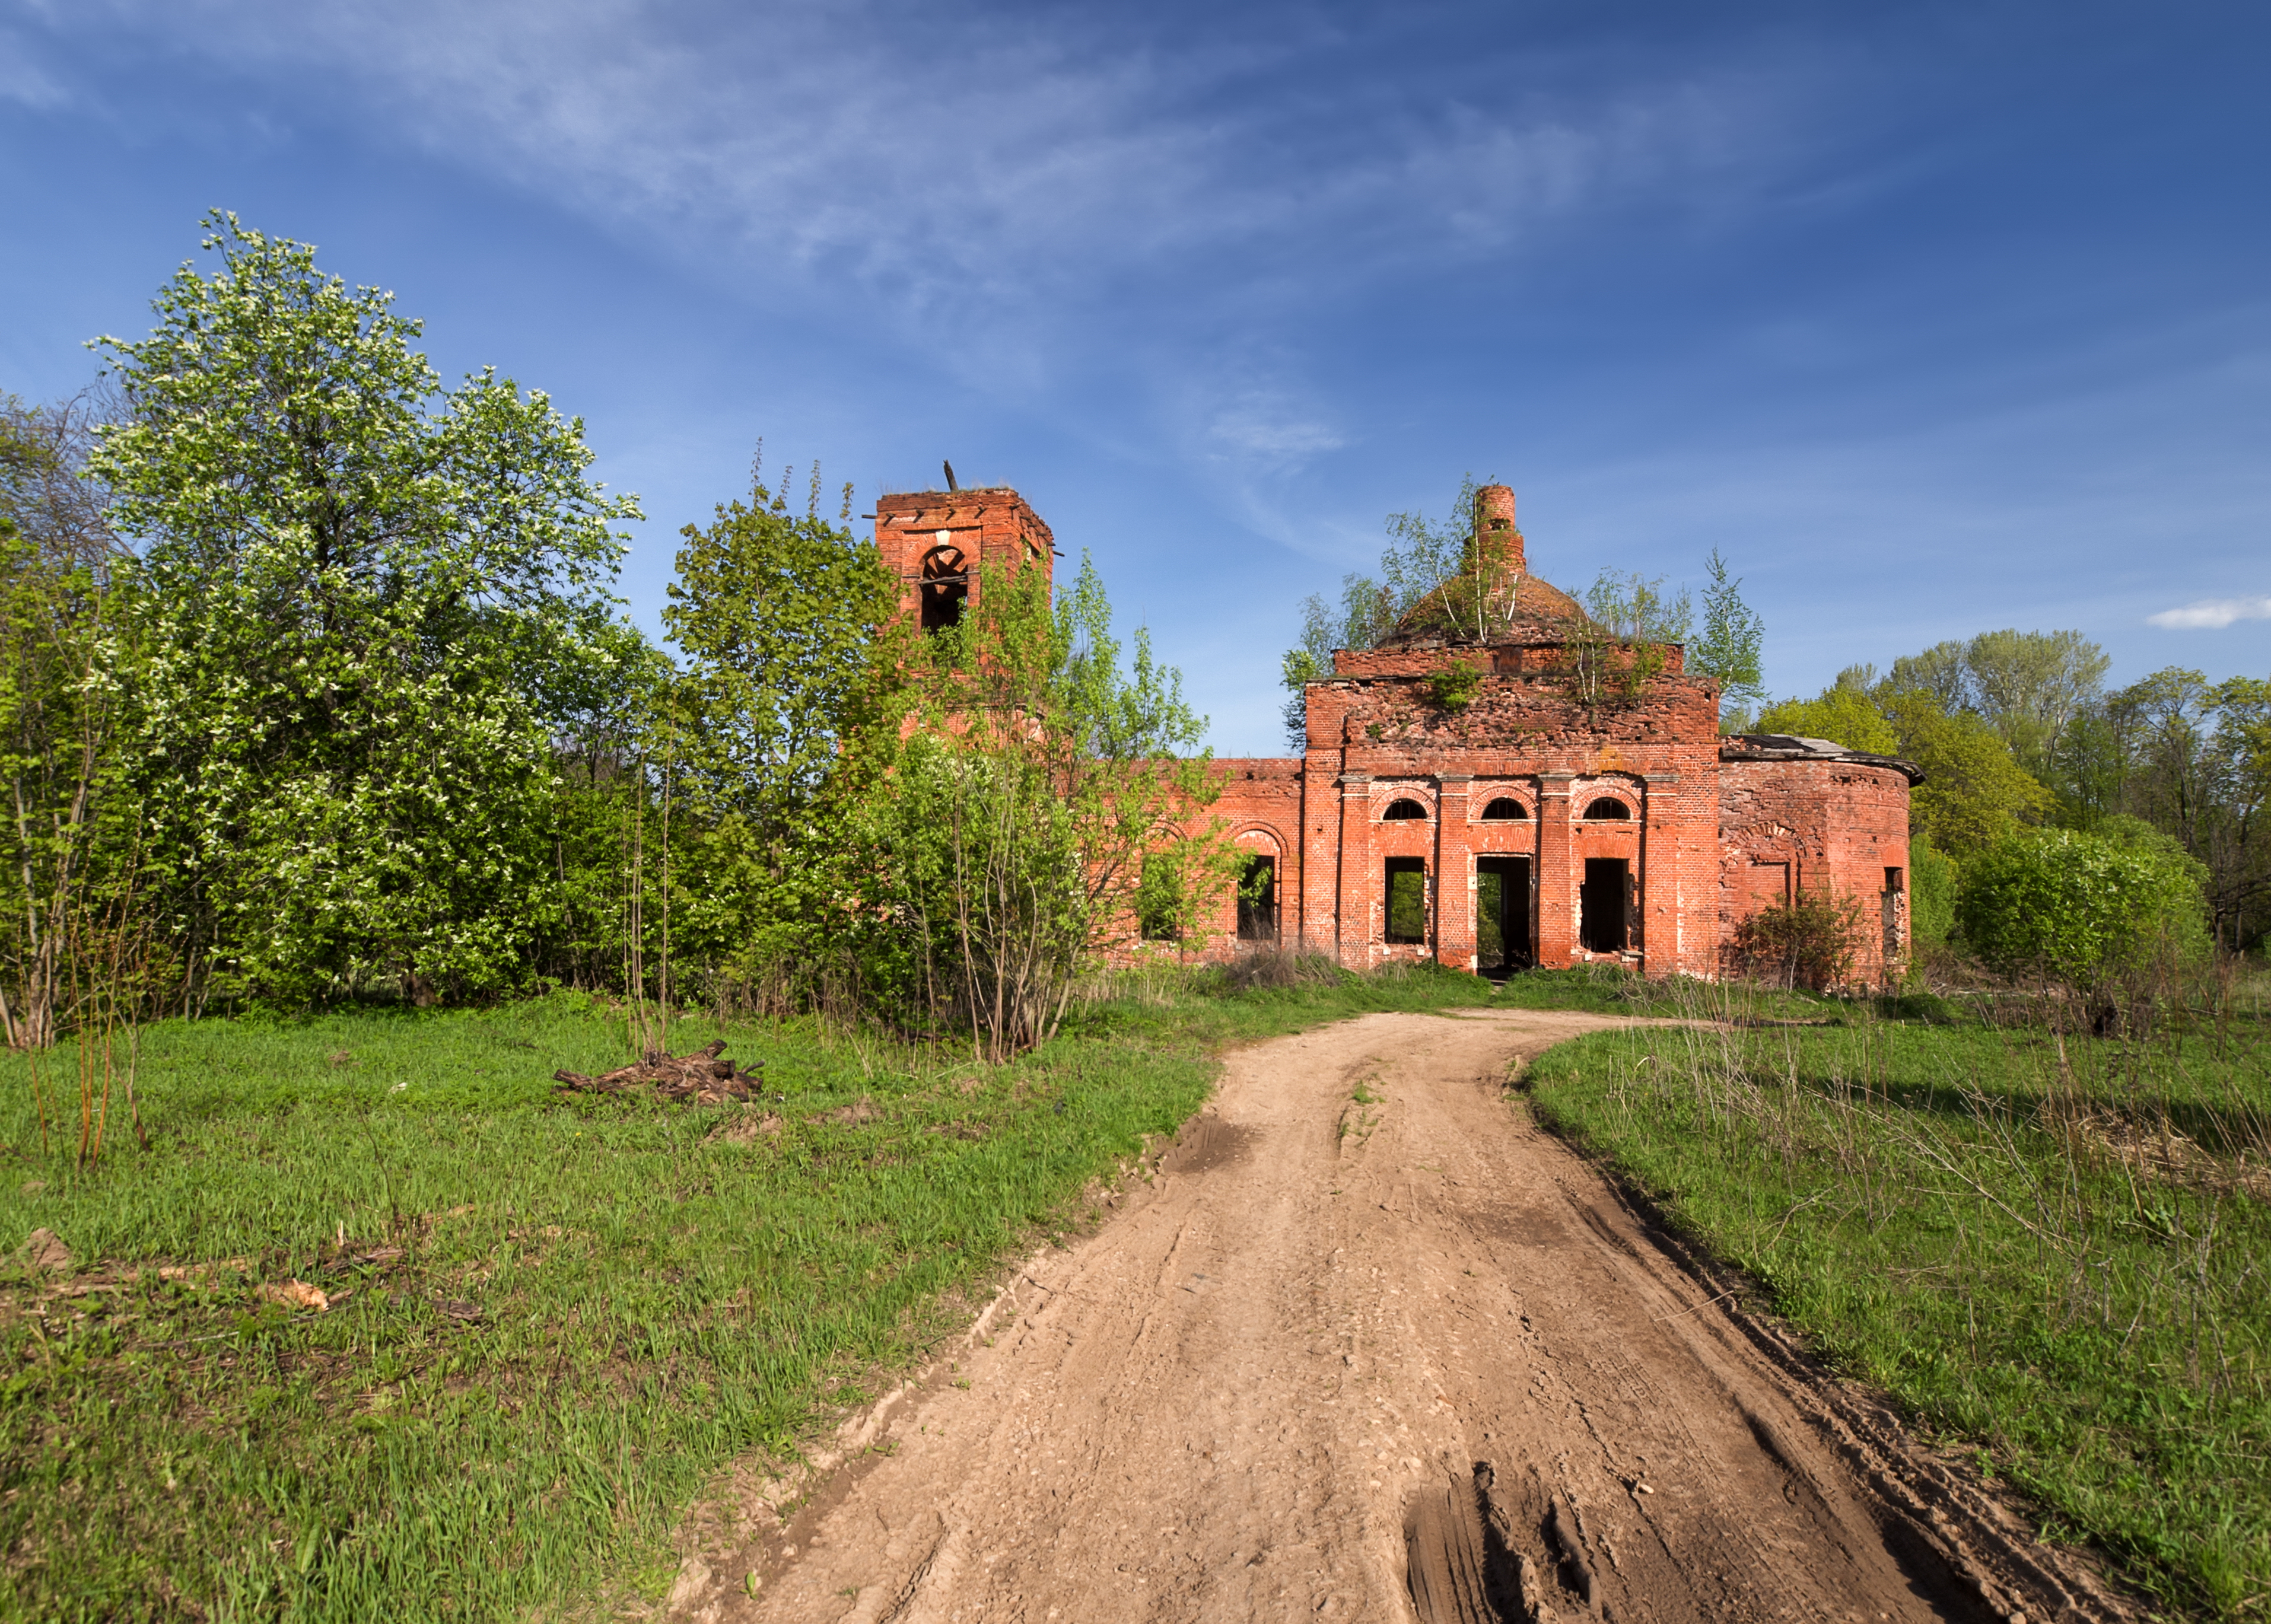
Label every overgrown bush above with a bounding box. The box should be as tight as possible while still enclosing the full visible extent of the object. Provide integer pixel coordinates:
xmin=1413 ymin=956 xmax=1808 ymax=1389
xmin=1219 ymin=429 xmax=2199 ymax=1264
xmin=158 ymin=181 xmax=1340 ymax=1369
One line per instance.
xmin=1956 ymin=826 xmax=2209 ymax=1000
xmin=859 ymin=557 xmax=1230 ymax=1060
xmin=1208 ymin=946 xmax=1348 ymax=993
xmin=1909 ymin=835 xmax=1959 ymax=947
xmin=1426 ymin=657 xmax=1483 ymax=711
xmin=1730 ymin=889 xmax=1868 ymax=990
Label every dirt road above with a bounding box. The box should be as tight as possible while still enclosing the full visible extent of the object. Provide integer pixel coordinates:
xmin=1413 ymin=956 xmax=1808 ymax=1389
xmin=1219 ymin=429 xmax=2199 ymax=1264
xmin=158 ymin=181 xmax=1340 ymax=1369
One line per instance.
xmin=673 ymin=1010 xmax=2131 ymax=1623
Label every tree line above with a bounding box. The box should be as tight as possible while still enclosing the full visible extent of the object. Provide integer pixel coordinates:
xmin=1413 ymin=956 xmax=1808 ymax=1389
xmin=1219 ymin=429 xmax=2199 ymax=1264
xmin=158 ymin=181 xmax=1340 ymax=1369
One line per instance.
xmin=0 ymin=215 xmax=1219 ymax=1064
xmin=1740 ymin=636 xmax=2257 ymax=1012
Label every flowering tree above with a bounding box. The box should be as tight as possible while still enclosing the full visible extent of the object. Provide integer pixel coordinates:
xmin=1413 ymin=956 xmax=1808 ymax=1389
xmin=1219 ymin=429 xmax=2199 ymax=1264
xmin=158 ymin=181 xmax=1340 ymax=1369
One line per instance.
xmin=90 ymin=214 xmax=642 ymax=1002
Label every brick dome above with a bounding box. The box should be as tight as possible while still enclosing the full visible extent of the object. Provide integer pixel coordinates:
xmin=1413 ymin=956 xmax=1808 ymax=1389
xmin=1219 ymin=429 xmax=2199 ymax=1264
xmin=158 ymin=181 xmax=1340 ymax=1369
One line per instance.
xmin=1373 ymin=566 xmax=1592 ymax=651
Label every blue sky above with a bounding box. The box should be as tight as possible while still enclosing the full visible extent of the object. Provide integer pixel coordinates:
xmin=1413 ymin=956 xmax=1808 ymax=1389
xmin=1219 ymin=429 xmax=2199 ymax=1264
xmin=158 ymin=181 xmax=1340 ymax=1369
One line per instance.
xmin=3 ymin=1 xmax=2267 ymax=753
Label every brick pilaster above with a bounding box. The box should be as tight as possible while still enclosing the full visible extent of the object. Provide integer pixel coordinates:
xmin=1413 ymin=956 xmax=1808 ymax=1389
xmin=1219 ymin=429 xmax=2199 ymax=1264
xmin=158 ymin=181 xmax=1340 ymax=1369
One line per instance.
xmin=1537 ymin=772 xmax=1576 ymax=965
xmin=1640 ymin=772 xmax=1678 ymax=979
xmin=1435 ymin=775 xmax=1473 ymax=970
xmin=1335 ymin=773 xmax=1373 ymax=967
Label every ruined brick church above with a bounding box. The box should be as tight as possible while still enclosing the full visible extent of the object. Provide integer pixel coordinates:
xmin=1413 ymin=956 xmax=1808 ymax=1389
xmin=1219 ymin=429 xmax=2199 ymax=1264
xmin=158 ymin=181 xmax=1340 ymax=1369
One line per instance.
xmin=874 ymin=480 xmax=1917 ymax=982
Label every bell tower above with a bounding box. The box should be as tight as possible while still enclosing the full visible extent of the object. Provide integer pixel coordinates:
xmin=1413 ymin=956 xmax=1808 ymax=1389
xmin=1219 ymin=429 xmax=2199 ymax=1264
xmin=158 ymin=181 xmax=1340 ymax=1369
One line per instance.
xmin=873 ymin=484 xmax=1057 ymax=634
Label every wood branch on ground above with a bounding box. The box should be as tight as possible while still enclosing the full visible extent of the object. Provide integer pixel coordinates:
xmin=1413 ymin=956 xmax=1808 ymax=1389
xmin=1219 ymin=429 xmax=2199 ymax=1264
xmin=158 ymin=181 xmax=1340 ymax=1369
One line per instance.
xmin=552 ymin=1039 xmax=763 ymax=1105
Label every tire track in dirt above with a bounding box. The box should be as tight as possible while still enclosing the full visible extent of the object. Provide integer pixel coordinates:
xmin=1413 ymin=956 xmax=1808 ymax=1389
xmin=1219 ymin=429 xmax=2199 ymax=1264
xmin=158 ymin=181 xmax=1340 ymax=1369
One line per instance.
xmin=668 ymin=1009 xmax=2138 ymax=1624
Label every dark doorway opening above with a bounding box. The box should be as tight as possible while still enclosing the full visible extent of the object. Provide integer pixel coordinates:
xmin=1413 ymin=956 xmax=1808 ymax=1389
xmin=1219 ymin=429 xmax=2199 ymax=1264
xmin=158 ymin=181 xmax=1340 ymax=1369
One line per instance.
xmin=920 ymin=544 xmax=968 ymax=632
xmin=1475 ymin=856 xmax=1532 ymax=975
xmin=1580 ymin=858 xmax=1630 ymax=953
xmin=1236 ymin=855 xmax=1278 ymax=941
xmin=1385 ymin=858 xmax=1428 ymax=945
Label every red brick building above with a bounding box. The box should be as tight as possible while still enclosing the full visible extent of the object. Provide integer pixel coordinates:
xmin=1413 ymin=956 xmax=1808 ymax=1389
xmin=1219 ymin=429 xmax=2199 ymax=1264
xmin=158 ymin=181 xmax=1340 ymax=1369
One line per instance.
xmin=876 ymin=480 xmax=1917 ymax=982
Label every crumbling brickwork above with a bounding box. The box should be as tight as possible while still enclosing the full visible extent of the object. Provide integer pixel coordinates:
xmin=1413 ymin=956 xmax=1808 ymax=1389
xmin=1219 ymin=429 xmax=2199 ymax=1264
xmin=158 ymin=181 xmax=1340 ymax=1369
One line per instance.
xmin=874 ymin=486 xmax=1055 ymax=630
xmin=1717 ymin=750 xmax=1914 ymax=983
xmin=880 ymin=480 xmax=1918 ymax=983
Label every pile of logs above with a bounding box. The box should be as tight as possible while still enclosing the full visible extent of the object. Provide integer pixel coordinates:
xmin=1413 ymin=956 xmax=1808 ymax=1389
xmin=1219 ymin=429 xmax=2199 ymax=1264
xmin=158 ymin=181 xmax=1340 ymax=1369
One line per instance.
xmin=552 ymin=1039 xmax=762 ymax=1106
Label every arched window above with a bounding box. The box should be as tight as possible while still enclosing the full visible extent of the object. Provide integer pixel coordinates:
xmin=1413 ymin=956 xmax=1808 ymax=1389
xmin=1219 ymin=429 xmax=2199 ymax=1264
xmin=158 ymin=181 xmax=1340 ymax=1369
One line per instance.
xmin=1479 ymin=798 xmax=1529 ymax=821
xmin=920 ymin=544 xmax=968 ymax=632
xmin=1381 ymin=798 xmax=1428 ymax=821
xmin=1582 ymin=797 xmax=1632 ymax=820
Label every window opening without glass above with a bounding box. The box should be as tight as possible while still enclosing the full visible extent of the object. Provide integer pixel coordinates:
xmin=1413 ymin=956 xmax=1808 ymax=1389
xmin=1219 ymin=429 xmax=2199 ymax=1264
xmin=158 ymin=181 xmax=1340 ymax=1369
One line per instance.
xmin=1236 ymin=855 xmax=1278 ymax=942
xmin=1580 ymin=857 xmax=1630 ymax=953
xmin=1479 ymin=798 xmax=1528 ymax=820
xmin=920 ymin=544 xmax=968 ymax=632
xmin=1381 ymin=798 xmax=1428 ymax=821
xmin=1476 ymin=855 xmax=1532 ymax=973
xmin=1582 ymin=797 xmax=1631 ymax=820
xmin=1385 ymin=858 xmax=1427 ymax=944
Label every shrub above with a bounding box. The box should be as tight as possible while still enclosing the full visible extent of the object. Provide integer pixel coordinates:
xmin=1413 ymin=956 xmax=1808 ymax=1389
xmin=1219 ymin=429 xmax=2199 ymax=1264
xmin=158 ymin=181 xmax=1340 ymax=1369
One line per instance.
xmin=1731 ymin=889 xmax=1869 ymax=991
xmin=1955 ymin=827 xmax=2209 ymax=996
xmin=1427 ymin=657 xmax=1484 ymax=712
xmin=1910 ymin=835 xmax=1960 ymax=947
xmin=1210 ymin=947 xmax=1348 ymax=993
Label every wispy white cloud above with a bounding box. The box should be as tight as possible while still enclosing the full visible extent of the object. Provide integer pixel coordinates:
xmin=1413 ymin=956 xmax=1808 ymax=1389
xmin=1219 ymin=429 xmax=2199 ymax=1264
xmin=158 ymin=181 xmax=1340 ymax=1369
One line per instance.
xmin=0 ymin=26 xmax=69 ymax=107
xmin=2148 ymin=594 xmax=2271 ymax=629
xmin=1207 ymin=402 xmax=1344 ymax=464
xmin=23 ymin=1 xmax=1808 ymax=335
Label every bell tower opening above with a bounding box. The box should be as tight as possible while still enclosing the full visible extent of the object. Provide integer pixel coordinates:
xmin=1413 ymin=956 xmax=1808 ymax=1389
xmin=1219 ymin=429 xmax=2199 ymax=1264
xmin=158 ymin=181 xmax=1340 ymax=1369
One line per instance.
xmin=920 ymin=544 xmax=968 ymax=632
xmin=873 ymin=485 xmax=1057 ymax=637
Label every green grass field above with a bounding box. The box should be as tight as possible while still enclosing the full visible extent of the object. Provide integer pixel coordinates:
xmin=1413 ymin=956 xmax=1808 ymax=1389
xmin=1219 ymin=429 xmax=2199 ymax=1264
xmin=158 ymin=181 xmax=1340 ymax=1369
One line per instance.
xmin=14 ymin=957 xmax=2263 ymax=1620
xmin=1526 ymin=984 xmax=2271 ymax=1620
xmin=0 ymin=965 xmax=1493 ymax=1623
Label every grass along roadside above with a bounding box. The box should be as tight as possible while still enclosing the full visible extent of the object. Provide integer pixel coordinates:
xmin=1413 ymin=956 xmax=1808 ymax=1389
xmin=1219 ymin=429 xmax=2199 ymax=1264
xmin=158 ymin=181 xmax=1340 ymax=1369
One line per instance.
xmin=0 ymin=964 xmax=1490 ymax=1622
xmin=1523 ymin=982 xmax=2271 ymax=1620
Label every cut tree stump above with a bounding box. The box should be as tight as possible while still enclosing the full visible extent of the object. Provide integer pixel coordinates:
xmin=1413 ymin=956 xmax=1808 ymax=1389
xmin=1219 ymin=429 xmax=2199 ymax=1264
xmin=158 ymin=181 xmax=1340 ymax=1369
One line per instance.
xmin=552 ymin=1040 xmax=763 ymax=1106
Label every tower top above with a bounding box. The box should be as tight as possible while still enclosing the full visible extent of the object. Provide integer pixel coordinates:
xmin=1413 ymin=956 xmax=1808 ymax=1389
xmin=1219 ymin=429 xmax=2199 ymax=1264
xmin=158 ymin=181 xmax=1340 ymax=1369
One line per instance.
xmin=1474 ymin=485 xmax=1522 ymax=571
xmin=873 ymin=486 xmax=1057 ymax=635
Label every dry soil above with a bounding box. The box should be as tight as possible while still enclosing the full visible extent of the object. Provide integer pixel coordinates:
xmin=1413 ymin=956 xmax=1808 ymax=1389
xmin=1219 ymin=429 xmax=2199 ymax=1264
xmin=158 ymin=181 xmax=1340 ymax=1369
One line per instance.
xmin=667 ymin=1009 xmax=2136 ymax=1624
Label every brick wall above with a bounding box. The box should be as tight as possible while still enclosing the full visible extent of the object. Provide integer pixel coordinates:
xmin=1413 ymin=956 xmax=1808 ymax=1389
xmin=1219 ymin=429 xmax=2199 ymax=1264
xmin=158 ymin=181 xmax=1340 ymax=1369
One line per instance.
xmin=1717 ymin=759 xmax=1915 ymax=983
xmin=1280 ymin=665 xmax=1726 ymax=976
xmin=880 ymin=480 xmax=1917 ymax=989
xmin=873 ymin=486 xmax=1055 ymax=628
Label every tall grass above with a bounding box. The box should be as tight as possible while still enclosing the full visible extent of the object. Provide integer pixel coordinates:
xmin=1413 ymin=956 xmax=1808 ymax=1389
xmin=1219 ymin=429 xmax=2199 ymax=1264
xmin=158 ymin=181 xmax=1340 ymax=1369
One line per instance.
xmin=1526 ymin=971 xmax=2271 ymax=1619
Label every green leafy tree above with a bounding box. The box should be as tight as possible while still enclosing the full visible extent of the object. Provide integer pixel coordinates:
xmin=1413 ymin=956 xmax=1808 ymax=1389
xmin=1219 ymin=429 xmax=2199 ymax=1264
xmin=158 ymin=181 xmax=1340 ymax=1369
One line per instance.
xmin=868 ymin=555 xmax=1223 ymax=1059
xmin=1963 ymin=628 xmax=2108 ymax=772
xmin=2105 ymin=668 xmax=2217 ymax=856
xmin=1278 ymin=588 xmax=1352 ymax=752
xmin=1582 ymin=569 xmax=1692 ymax=644
xmin=524 ymin=617 xmax=672 ymax=994
xmin=2200 ymin=674 xmax=2271 ymax=948
xmin=1957 ymin=826 xmax=2208 ymax=995
xmin=659 ymin=481 xmax=900 ymax=993
xmin=1885 ymin=640 xmax=1970 ymax=715
xmin=1879 ymin=690 xmax=2056 ymax=856
xmin=0 ymin=393 xmax=131 ymax=1046
xmin=1278 ymin=479 xmax=1498 ymax=748
xmin=1691 ymin=548 xmax=1765 ymax=730
xmin=1754 ymin=687 xmax=1898 ymax=755
xmin=2046 ymin=705 xmax=2128 ymax=830
xmin=1885 ymin=629 xmax=2107 ymax=774
xmin=1380 ymin=474 xmax=1520 ymax=644
xmin=1551 ymin=568 xmax=1692 ymax=708
xmin=89 ymin=214 xmax=642 ymax=1003
xmin=2072 ymin=669 xmax=2271 ymax=951
xmin=1908 ymin=834 xmax=1958 ymax=947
